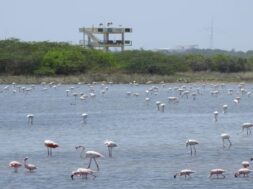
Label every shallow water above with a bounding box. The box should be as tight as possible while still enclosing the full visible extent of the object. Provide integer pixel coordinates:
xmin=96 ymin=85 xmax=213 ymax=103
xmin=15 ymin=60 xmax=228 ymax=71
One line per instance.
xmin=0 ymin=83 xmax=253 ymax=189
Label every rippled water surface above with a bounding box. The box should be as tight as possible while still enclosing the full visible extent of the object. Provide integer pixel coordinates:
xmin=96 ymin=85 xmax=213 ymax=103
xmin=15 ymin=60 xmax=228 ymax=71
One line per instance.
xmin=0 ymin=83 xmax=253 ymax=189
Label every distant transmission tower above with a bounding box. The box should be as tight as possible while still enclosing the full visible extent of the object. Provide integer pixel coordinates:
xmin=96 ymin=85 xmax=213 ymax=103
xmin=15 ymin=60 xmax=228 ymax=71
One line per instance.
xmin=209 ymin=18 xmax=214 ymax=49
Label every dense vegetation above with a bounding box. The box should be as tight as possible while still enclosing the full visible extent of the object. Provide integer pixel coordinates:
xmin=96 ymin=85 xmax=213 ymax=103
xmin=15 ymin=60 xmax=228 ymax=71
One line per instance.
xmin=0 ymin=39 xmax=253 ymax=76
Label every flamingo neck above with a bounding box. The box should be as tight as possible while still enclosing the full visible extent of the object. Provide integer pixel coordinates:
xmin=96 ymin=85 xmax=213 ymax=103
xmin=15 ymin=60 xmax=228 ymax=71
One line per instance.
xmin=80 ymin=146 xmax=86 ymax=159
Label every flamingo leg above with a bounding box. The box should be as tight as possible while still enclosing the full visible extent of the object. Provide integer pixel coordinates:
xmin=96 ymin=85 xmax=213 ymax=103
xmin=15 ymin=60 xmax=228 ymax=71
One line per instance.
xmin=190 ymin=146 xmax=192 ymax=156
xmin=228 ymin=139 xmax=232 ymax=146
xmin=111 ymin=147 xmax=112 ymax=157
xmin=193 ymin=145 xmax=196 ymax=155
xmin=47 ymin=147 xmax=49 ymax=156
xmin=109 ymin=147 xmax=112 ymax=157
xmin=94 ymin=158 xmax=100 ymax=171
xmin=88 ymin=158 xmax=92 ymax=168
xmin=91 ymin=174 xmax=96 ymax=179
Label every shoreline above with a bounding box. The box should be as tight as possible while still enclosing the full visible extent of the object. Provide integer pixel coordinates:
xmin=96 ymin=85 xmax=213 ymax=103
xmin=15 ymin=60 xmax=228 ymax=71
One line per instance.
xmin=0 ymin=72 xmax=252 ymax=84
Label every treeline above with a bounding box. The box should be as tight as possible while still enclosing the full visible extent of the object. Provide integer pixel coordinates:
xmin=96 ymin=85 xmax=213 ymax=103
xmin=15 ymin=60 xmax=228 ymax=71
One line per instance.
xmin=0 ymin=39 xmax=253 ymax=76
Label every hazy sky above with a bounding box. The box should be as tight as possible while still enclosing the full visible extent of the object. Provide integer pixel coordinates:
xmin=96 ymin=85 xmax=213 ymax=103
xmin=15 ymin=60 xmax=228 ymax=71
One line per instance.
xmin=1 ymin=0 xmax=253 ymax=51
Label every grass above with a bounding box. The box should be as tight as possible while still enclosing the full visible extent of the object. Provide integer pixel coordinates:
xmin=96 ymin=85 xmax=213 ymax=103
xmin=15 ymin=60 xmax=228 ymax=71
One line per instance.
xmin=0 ymin=72 xmax=252 ymax=84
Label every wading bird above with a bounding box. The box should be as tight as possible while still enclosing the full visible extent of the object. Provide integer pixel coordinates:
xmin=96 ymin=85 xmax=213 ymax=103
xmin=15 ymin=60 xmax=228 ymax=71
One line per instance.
xmin=104 ymin=140 xmax=117 ymax=157
xmin=24 ymin=157 xmax=37 ymax=172
xmin=174 ymin=169 xmax=195 ymax=179
xmin=9 ymin=161 xmax=22 ymax=172
xmin=186 ymin=139 xmax=199 ymax=156
xmin=75 ymin=145 xmax=103 ymax=171
xmin=44 ymin=140 xmax=59 ymax=156
xmin=27 ymin=114 xmax=34 ymax=125
xmin=242 ymin=123 xmax=253 ymax=135
xmin=221 ymin=133 xmax=232 ymax=148
xmin=81 ymin=113 xmax=88 ymax=124
xmin=209 ymin=169 xmax=226 ymax=179
xmin=242 ymin=161 xmax=250 ymax=168
xmin=234 ymin=168 xmax=252 ymax=177
xmin=71 ymin=168 xmax=96 ymax=180
xmin=213 ymin=111 xmax=219 ymax=122
xmin=222 ymin=105 xmax=228 ymax=113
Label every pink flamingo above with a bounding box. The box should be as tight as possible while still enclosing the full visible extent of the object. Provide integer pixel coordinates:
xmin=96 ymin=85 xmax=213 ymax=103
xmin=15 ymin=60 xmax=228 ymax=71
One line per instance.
xmin=9 ymin=161 xmax=22 ymax=172
xmin=234 ymin=168 xmax=252 ymax=177
xmin=71 ymin=168 xmax=96 ymax=180
xmin=44 ymin=140 xmax=59 ymax=156
xmin=209 ymin=169 xmax=226 ymax=179
xmin=174 ymin=169 xmax=195 ymax=179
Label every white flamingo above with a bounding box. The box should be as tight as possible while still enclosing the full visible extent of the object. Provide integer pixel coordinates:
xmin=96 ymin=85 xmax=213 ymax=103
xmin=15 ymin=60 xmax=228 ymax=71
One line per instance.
xmin=27 ymin=114 xmax=34 ymax=125
xmin=81 ymin=113 xmax=88 ymax=124
xmin=159 ymin=103 xmax=165 ymax=112
xmin=233 ymin=97 xmax=240 ymax=104
xmin=24 ymin=157 xmax=37 ymax=172
xmin=234 ymin=168 xmax=252 ymax=177
xmin=222 ymin=105 xmax=228 ymax=113
xmin=209 ymin=169 xmax=226 ymax=179
xmin=221 ymin=133 xmax=232 ymax=148
xmin=75 ymin=145 xmax=104 ymax=171
xmin=104 ymin=140 xmax=117 ymax=157
xmin=44 ymin=140 xmax=59 ymax=156
xmin=156 ymin=101 xmax=161 ymax=111
xmin=71 ymin=168 xmax=96 ymax=180
xmin=242 ymin=123 xmax=253 ymax=135
xmin=174 ymin=169 xmax=195 ymax=179
xmin=9 ymin=161 xmax=22 ymax=172
xmin=213 ymin=111 xmax=219 ymax=122
xmin=186 ymin=139 xmax=199 ymax=156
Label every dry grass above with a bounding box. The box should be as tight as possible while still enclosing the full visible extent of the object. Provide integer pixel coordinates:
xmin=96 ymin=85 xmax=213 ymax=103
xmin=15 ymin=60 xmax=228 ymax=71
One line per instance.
xmin=0 ymin=72 xmax=252 ymax=84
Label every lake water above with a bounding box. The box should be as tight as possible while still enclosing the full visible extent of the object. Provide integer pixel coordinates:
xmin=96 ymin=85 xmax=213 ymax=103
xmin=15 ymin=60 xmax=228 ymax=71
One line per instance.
xmin=0 ymin=83 xmax=253 ymax=189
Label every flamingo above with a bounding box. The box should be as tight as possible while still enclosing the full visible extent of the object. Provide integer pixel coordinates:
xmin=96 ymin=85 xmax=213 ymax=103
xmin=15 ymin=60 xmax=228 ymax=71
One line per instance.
xmin=71 ymin=168 xmax=96 ymax=180
xmin=168 ymin=96 xmax=178 ymax=103
xmin=44 ymin=140 xmax=59 ymax=156
xmin=9 ymin=161 xmax=22 ymax=172
xmin=104 ymin=140 xmax=117 ymax=157
xmin=27 ymin=114 xmax=34 ymax=125
xmin=155 ymin=101 xmax=161 ymax=111
xmin=242 ymin=161 xmax=250 ymax=168
xmin=221 ymin=133 xmax=232 ymax=148
xmin=213 ymin=111 xmax=219 ymax=122
xmin=81 ymin=113 xmax=88 ymax=124
xmin=233 ymin=97 xmax=240 ymax=104
xmin=222 ymin=105 xmax=228 ymax=113
xmin=209 ymin=169 xmax=226 ymax=179
xmin=234 ymin=168 xmax=252 ymax=177
xmin=186 ymin=139 xmax=199 ymax=156
xmin=145 ymin=97 xmax=150 ymax=104
xmin=159 ymin=103 xmax=165 ymax=112
xmin=24 ymin=157 xmax=37 ymax=172
xmin=75 ymin=145 xmax=103 ymax=171
xmin=242 ymin=122 xmax=253 ymax=135
xmin=174 ymin=169 xmax=195 ymax=179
